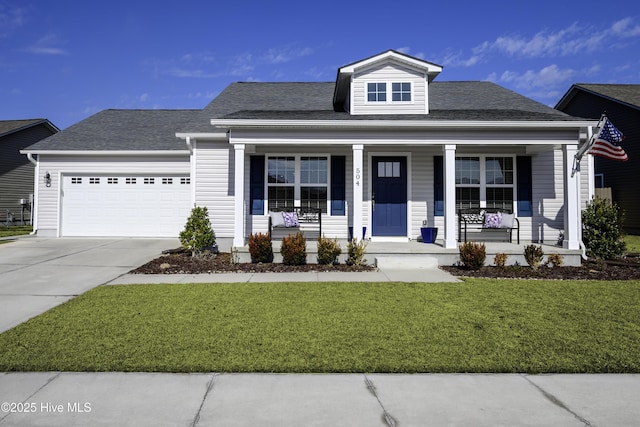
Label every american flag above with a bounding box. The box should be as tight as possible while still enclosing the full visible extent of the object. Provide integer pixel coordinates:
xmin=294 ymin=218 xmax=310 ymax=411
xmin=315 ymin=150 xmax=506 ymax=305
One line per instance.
xmin=589 ymin=119 xmax=628 ymax=161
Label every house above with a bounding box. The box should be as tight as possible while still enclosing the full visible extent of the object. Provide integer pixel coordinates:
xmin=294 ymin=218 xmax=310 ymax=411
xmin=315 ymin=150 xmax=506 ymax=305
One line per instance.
xmin=556 ymin=84 xmax=640 ymax=234
xmin=1 ymin=119 xmax=58 ymax=224
xmin=22 ymin=50 xmax=597 ymax=251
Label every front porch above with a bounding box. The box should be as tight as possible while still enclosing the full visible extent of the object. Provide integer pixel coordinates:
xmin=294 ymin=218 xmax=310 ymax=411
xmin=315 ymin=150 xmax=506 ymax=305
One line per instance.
xmin=231 ymin=239 xmax=582 ymax=267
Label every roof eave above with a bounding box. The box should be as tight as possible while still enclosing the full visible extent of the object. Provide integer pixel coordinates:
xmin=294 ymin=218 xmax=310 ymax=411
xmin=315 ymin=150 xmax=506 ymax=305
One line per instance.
xmin=211 ymin=119 xmax=597 ymax=130
xmin=20 ymin=150 xmax=190 ymax=156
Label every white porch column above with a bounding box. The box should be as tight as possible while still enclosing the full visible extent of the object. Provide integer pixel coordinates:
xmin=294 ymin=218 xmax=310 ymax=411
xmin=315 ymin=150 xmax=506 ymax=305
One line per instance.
xmin=233 ymin=144 xmax=246 ymax=247
xmin=564 ymin=144 xmax=580 ymax=250
xmin=352 ymin=144 xmax=364 ymax=240
xmin=443 ymin=144 xmax=457 ymax=248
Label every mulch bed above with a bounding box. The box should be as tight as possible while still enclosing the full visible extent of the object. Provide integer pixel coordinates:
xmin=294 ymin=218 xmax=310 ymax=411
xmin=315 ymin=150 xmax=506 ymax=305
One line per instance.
xmin=131 ymin=249 xmax=640 ymax=280
xmin=131 ymin=251 xmax=376 ymax=274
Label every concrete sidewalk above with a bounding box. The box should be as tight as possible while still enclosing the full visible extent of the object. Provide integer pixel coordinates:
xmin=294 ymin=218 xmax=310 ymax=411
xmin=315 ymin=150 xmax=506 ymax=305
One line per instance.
xmin=1 ymin=372 xmax=638 ymax=426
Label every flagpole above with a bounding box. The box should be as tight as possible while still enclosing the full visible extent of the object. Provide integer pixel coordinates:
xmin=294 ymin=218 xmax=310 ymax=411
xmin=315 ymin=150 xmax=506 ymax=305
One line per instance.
xmin=572 ymin=113 xmax=607 ymax=177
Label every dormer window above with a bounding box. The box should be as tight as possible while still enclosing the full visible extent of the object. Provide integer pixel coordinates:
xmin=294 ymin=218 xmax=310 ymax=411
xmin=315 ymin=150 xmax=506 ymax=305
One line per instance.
xmin=392 ymin=82 xmax=411 ymax=102
xmin=367 ymin=83 xmax=387 ymax=102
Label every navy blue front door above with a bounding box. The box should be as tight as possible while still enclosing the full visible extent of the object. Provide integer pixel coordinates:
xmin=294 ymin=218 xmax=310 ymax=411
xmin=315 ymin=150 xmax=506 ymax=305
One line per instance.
xmin=372 ymin=156 xmax=407 ymax=236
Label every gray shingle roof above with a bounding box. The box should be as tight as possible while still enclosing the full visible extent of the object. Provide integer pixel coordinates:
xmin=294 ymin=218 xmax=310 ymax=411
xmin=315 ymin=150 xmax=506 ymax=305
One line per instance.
xmin=25 ymin=110 xmax=200 ymax=151
xmin=572 ymin=84 xmax=640 ymax=109
xmin=27 ymin=80 xmax=581 ymax=152
xmin=0 ymin=119 xmax=57 ymax=138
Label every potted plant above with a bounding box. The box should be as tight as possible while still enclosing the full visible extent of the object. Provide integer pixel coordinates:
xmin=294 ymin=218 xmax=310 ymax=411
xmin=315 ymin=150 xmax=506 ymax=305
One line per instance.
xmin=420 ymin=220 xmax=438 ymax=244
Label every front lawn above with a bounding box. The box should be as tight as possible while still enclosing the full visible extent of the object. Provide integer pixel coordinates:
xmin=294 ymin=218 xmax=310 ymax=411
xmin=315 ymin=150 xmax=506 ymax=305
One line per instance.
xmin=0 ymin=280 xmax=638 ymax=373
xmin=625 ymin=235 xmax=640 ymax=253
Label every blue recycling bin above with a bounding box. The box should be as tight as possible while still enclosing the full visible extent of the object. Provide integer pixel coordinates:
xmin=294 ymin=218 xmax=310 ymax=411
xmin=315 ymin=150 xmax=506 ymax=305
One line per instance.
xmin=420 ymin=227 xmax=438 ymax=243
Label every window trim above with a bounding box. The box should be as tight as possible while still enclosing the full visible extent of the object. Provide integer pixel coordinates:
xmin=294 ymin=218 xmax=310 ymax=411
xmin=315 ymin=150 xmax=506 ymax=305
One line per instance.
xmin=264 ymin=153 xmax=333 ymax=215
xmin=365 ymin=81 xmax=413 ymax=104
xmin=455 ymin=155 xmax=517 ymax=211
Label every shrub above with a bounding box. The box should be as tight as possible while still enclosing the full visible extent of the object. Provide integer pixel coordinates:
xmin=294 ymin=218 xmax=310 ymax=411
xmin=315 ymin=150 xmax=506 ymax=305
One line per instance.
xmin=317 ymin=235 xmax=342 ymax=265
xmin=524 ymin=244 xmax=544 ymax=270
xmin=346 ymin=238 xmax=368 ymax=266
xmin=458 ymin=241 xmax=486 ymax=270
xmin=179 ymin=206 xmax=216 ymax=257
xmin=582 ymin=197 xmax=626 ymax=259
xmin=281 ymin=232 xmax=307 ymax=265
xmin=546 ymin=252 xmax=564 ymax=267
xmin=493 ymin=252 xmax=508 ymax=268
xmin=248 ymin=232 xmax=273 ymax=263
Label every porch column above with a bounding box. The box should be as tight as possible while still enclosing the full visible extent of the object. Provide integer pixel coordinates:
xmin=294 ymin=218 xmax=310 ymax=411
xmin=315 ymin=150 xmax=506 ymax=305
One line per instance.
xmin=443 ymin=144 xmax=457 ymax=248
xmin=352 ymin=144 xmax=364 ymax=240
xmin=563 ymin=144 xmax=580 ymax=249
xmin=233 ymin=144 xmax=245 ymax=247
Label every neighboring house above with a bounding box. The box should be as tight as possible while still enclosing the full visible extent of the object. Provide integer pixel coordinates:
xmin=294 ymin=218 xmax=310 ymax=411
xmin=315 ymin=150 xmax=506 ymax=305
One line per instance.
xmin=555 ymin=84 xmax=640 ymax=234
xmin=23 ymin=50 xmax=596 ymax=250
xmin=0 ymin=119 xmax=59 ymax=224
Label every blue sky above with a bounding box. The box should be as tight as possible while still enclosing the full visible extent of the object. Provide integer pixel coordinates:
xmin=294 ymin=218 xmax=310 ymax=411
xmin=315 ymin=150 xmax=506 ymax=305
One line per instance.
xmin=2 ymin=0 xmax=639 ymax=129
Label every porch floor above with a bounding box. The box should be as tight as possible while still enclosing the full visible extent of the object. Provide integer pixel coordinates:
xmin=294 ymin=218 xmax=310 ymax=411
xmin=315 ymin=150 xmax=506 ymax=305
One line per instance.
xmin=233 ymin=239 xmax=583 ymax=267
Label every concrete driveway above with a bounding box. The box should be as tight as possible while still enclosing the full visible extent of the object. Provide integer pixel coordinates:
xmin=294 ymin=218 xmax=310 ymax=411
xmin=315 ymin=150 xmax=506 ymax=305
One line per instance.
xmin=0 ymin=237 xmax=178 ymax=333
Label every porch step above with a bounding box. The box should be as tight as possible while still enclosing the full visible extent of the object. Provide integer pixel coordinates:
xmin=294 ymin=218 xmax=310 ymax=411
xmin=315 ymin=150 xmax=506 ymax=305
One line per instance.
xmin=375 ymin=254 xmax=439 ymax=270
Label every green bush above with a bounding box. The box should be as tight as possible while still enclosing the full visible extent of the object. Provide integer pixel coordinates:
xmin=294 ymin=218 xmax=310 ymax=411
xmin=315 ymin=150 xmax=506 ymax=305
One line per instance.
xmin=317 ymin=235 xmax=342 ymax=265
xmin=281 ymin=232 xmax=307 ymax=265
xmin=459 ymin=241 xmax=486 ymax=270
xmin=179 ymin=206 xmax=216 ymax=257
xmin=582 ymin=197 xmax=626 ymax=259
xmin=248 ymin=232 xmax=273 ymax=263
xmin=524 ymin=244 xmax=544 ymax=270
xmin=346 ymin=238 xmax=368 ymax=266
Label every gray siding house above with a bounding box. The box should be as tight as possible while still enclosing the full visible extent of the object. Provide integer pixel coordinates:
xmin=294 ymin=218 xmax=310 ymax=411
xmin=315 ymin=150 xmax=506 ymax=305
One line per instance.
xmin=1 ymin=119 xmax=58 ymax=224
xmin=23 ymin=50 xmax=596 ymax=250
xmin=556 ymin=84 xmax=640 ymax=233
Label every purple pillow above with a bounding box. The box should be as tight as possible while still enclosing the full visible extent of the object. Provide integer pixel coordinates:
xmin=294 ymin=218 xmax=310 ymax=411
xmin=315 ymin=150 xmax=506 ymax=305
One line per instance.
xmin=282 ymin=211 xmax=299 ymax=227
xmin=484 ymin=212 xmax=502 ymax=228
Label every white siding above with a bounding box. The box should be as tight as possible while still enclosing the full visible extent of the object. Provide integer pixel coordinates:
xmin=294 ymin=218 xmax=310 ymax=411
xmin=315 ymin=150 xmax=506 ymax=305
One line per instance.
xmin=194 ymin=141 xmax=235 ymax=238
xmin=531 ymin=149 xmax=565 ymax=244
xmin=35 ymin=154 xmax=189 ymax=237
xmin=351 ymin=61 xmax=427 ymax=115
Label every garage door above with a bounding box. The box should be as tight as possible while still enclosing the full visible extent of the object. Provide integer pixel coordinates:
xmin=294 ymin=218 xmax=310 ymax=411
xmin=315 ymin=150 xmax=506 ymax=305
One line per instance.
xmin=61 ymin=175 xmax=191 ymax=237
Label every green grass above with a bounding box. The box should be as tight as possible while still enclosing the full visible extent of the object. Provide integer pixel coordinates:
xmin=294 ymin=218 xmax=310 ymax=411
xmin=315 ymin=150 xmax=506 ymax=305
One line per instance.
xmin=624 ymin=235 xmax=640 ymax=253
xmin=1 ymin=280 xmax=639 ymax=373
xmin=0 ymin=225 xmax=32 ymax=238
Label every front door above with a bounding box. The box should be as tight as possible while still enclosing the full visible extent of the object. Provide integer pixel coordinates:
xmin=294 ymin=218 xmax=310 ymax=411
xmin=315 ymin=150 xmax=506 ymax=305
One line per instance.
xmin=372 ymin=156 xmax=407 ymax=236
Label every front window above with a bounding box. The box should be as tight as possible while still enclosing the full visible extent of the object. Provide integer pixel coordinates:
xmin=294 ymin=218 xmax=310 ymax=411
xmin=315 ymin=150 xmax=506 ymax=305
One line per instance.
xmin=456 ymin=156 xmax=515 ymax=211
xmin=267 ymin=156 xmax=328 ymax=212
xmin=367 ymin=83 xmax=386 ymax=102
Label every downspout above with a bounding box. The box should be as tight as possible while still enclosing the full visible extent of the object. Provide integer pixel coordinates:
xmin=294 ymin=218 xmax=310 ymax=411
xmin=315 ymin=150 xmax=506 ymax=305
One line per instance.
xmin=578 ymin=126 xmax=594 ymax=261
xmin=185 ymin=136 xmax=193 ymax=154
xmin=26 ymin=153 xmax=38 ymax=235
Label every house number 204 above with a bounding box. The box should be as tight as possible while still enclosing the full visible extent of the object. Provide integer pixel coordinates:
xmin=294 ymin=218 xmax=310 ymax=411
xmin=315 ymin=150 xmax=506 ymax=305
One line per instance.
xmin=355 ymin=168 xmax=361 ymax=186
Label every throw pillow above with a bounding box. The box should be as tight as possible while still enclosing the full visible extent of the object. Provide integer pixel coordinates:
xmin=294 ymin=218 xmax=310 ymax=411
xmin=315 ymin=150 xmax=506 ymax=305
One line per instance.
xmin=282 ymin=211 xmax=299 ymax=227
xmin=269 ymin=211 xmax=286 ymax=228
xmin=484 ymin=212 xmax=502 ymax=228
xmin=501 ymin=213 xmax=514 ymax=228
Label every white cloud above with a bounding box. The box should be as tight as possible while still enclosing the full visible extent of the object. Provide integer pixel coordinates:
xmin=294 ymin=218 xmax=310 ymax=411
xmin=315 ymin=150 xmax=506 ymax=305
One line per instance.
xmin=138 ymin=93 xmax=149 ymax=102
xmin=261 ymin=46 xmax=313 ymax=64
xmin=496 ymin=64 xmax=575 ymax=90
xmin=24 ymin=33 xmax=69 ymax=55
xmin=612 ymin=17 xmax=640 ymax=37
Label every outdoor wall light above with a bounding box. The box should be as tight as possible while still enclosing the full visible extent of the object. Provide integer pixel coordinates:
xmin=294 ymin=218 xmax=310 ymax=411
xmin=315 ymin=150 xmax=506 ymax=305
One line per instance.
xmin=45 ymin=172 xmax=51 ymax=187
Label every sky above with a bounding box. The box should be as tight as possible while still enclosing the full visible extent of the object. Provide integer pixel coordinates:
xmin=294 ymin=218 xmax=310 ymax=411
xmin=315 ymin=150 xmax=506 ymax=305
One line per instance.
xmin=1 ymin=0 xmax=639 ymax=130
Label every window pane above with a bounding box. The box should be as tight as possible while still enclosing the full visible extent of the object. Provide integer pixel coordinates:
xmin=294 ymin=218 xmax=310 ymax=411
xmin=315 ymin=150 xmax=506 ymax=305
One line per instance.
xmin=268 ymin=157 xmax=295 ymax=184
xmin=456 ymin=187 xmax=480 ymax=210
xmin=301 ymin=157 xmax=327 ymax=184
xmin=455 ymin=157 xmax=480 ymax=184
xmin=486 ymin=188 xmax=514 ymax=211
xmin=268 ymin=187 xmax=294 ymax=210
xmin=301 ymin=187 xmax=327 ymax=213
xmin=486 ymin=157 xmax=513 ymax=184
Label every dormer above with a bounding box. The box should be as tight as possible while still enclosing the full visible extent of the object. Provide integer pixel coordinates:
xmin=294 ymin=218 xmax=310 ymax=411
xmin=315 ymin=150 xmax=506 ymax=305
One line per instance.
xmin=333 ymin=50 xmax=443 ymax=115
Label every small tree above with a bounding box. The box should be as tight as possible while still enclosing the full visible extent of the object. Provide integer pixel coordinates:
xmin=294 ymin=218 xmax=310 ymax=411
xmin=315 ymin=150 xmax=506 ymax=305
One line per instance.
xmin=582 ymin=197 xmax=626 ymax=260
xmin=179 ymin=205 xmax=216 ymax=257
xmin=459 ymin=241 xmax=486 ymax=270
xmin=317 ymin=235 xmax=342 ymax=265
xmin=523 ymin=244 xmax=544 ymax=270
xmin=248 ymin=232 xmax=273 ymax=263
xmin=346 ymin=238 xmax=368 ymax=266
xmin=281 ymin=232 xmax=307 ymax=265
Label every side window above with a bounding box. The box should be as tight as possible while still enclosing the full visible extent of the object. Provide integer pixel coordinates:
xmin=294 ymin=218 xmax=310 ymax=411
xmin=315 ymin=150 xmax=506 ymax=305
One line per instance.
xmin=367 ymin=82 xmax=386 ymax=102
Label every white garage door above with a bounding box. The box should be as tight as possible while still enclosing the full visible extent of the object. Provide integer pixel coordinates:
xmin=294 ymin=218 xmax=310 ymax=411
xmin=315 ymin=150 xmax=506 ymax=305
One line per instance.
xmin=61 ymin=175 xmax=191 ymax=237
